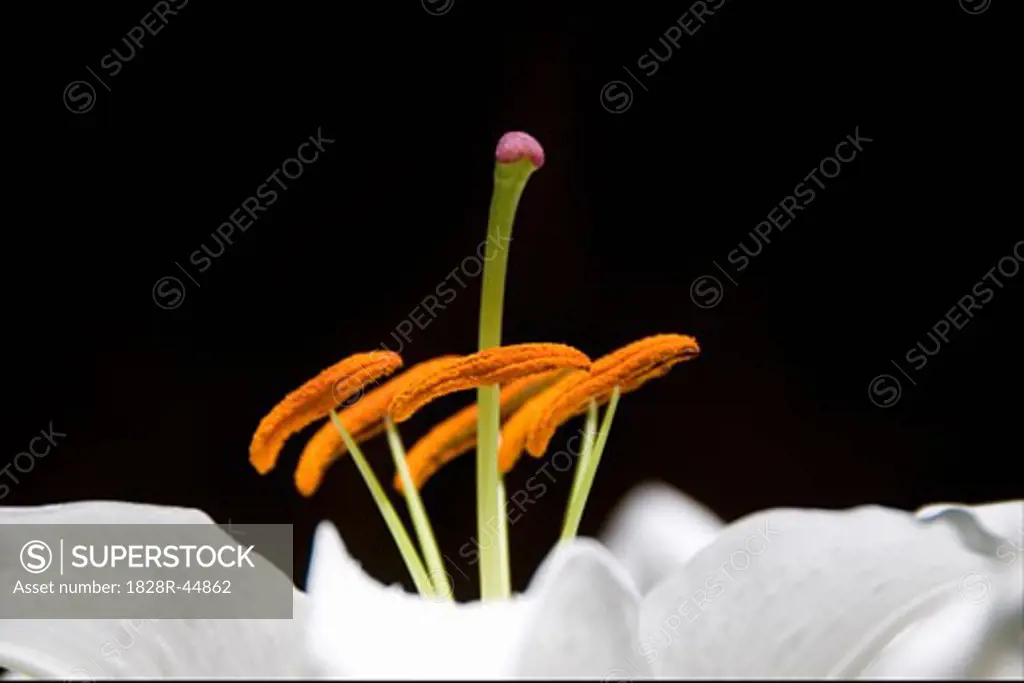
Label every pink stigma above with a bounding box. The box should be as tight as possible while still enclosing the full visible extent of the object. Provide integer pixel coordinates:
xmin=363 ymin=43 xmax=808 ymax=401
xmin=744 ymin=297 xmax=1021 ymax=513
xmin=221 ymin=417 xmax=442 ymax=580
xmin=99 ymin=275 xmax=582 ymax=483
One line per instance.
xmin=495 ymin=131 xmax=545 ymax=169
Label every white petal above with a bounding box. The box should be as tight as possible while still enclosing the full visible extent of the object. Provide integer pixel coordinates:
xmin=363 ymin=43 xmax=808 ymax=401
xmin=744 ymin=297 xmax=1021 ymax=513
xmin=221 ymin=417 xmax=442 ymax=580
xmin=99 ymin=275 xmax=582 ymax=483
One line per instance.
xmin=0 ymin=500 xmax=213 ymax=525
xmin=306 ymin=521 xmax=523 ymax=678
xmin=307 ymin=523 xmax=645 ymax=678
xmin=638 ymin=502 xmax=1023 ymax=678
xmin=600 ymin=481 xmax=723 ymax=593
xmin=0 ymin=501 xmax=311 ymax=678
xmin=514 ymin=537 xmax=649 ymax=678
xmin=917 ymin=501 xmax=1024 ymax=556
xmin=863 ymin=570 xmax=1023 ymax=679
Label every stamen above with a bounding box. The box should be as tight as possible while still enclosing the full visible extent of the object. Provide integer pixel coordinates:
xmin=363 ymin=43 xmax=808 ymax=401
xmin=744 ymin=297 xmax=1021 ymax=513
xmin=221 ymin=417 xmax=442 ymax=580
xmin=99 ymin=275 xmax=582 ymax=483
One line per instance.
xmin=249 ymin=351 xmax=403 ymax=475
xmin=387 ymin=343 xmax=590 ymax=423
xmin=497 ymin=370 xmax=586 ymax=473
xmin=294 ymin=423 xmax=385 ymax=495
xmin=560 ymin=387 xmax=620 ymax=541
xmin=498 ymin=334 xmax=700 ymax=470
xmin=526 ymin=334 xmax=698 ymax=457
xmin=385 ymin=416 xmax=453 ymax=600
xmin=328 ymin=410 xmax=436 ymax=598
xmin=394 ymin=369 xmax=566 ymax=492
xmin=293 ymin=356 xmax=460 ymax=497
xmin=563 ymin=399 xmax=599 ymax=528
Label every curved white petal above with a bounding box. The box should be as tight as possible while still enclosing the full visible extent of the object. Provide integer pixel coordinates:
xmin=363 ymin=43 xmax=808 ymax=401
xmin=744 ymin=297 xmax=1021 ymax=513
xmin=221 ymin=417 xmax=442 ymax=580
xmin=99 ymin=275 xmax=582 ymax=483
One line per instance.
xmin=0 ymin=501 xmax=311 ymax=678
xmin=917 ymin=501 xmax=1024 ymax=559
xmin=600 ymin=481 xmax=723 ymax=594
xmin=306 ymin=522 xmax=521 ymax=679
xmin=514 ymin=538 xmax=650 ymax=678
xmin=638 ymin=502 xmax=1023 ymax=678
xmin=863 ymin=570 xmax=1023 ymax=679
xmin=307 ymin=522 xmax=645 ymax=678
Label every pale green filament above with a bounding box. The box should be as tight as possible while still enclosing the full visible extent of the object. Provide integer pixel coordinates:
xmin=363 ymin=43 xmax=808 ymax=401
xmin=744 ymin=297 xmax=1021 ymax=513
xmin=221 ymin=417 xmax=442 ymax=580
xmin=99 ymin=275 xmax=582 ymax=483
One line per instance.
xmin=329 ymin=410 xmax=435 ymax=598
xmin=476 ymin=158 xmax=538 ymax=601
xmin=560 ymin=387 xmax=621 ymax=541
xmin=385 ymin=416 xmax=453 ymax=600
xmin=563 ymin=399 xmax=599 ymax=537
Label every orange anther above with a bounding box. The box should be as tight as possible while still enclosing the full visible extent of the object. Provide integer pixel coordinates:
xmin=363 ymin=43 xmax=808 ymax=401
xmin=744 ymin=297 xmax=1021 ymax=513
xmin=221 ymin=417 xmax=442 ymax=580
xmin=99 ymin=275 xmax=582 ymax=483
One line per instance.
xmin=292 ymin=356 xmax=460 ymax=496
xmin=387 ymin=343 xmax=591 ymax=424
xmin=249 ymin=351 xmax=403 ymax=475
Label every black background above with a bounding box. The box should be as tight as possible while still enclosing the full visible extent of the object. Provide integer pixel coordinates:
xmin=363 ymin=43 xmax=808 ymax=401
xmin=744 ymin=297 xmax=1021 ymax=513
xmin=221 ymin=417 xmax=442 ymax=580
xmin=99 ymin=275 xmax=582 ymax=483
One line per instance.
xmin=7 ymin=0 xmax=1020 ymax=600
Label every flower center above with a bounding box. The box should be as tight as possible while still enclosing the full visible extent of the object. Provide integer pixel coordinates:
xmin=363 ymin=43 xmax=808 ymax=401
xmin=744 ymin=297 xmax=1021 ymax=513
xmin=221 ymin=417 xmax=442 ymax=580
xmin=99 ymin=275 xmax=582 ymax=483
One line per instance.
xmin=245 ymin=132 xmax=701 ymax=602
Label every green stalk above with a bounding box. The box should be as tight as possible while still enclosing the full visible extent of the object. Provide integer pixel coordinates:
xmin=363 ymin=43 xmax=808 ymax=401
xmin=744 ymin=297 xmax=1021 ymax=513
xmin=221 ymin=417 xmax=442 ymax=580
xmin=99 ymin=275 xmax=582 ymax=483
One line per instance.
xmin=476 ymin=155 xmax=539 ymax=601
xmin=560 ymin=387 xmax=621 ymax=541
xmin=495 ymin=478 xmax=511 ymax=596
xmin=329 ymin=410 xmax=435 ymax=598
xmin=385 ymin=416 xmax=453 ymax=600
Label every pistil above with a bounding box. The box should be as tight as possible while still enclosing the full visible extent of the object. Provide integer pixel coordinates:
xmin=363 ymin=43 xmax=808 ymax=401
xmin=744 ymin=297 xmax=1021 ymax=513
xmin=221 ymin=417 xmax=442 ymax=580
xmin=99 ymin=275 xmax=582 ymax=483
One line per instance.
xmin=476 ymin=131 xmax=544 ymax=600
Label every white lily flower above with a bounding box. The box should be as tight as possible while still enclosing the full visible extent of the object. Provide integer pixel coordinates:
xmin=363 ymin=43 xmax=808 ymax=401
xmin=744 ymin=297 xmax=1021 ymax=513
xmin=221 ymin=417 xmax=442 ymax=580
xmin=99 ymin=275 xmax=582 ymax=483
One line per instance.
xmin=11 ymin=127 xmax=1013 ymax=682
xmin=616 ymin=483 xmax=1023 ymax=679
xmin=0 ymin=501 xmax=311 ymax=679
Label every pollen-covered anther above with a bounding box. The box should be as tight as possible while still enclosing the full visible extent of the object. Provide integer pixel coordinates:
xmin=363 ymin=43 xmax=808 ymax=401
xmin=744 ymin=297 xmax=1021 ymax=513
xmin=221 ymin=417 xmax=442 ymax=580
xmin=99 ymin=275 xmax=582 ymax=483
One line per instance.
xmin=395 ymin=369 xmax=567 ymax=492
xmin=387 ymin=344 xmax=591 ymax=424
xmin=248 ymin=351 xmax=403 ymax=475
xmin=501 ymin=335 xmax=700 ymax=469
xmin=497 ymin=370 xmax=586 ymax=474
xmin=526 ymin=334 xmax=699 ymax=457
xmin=293 ymin=356 xmax=460 ymax=497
